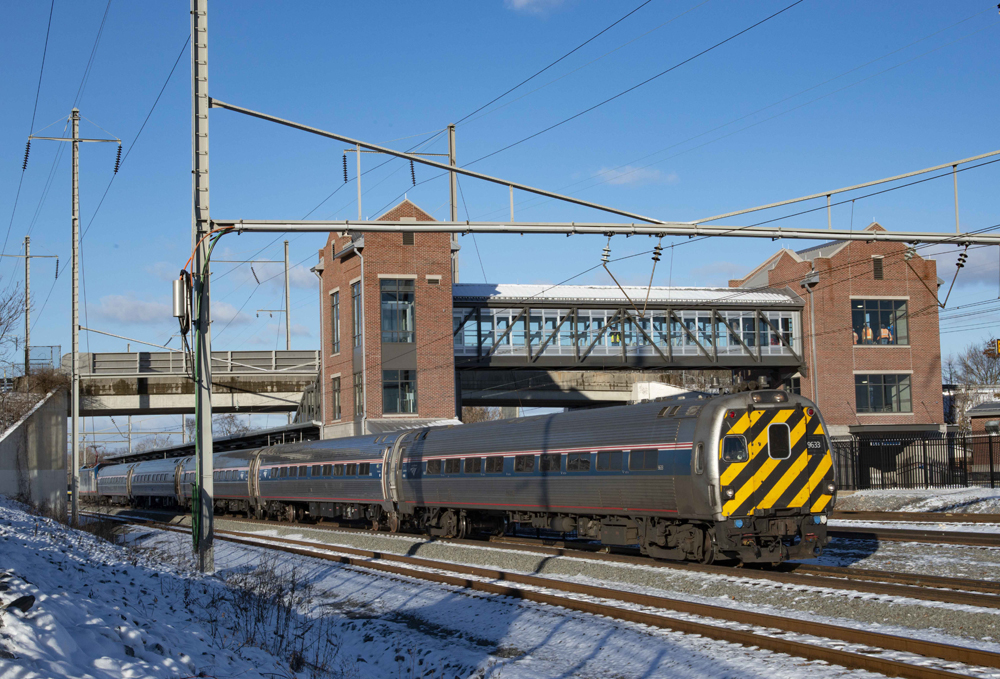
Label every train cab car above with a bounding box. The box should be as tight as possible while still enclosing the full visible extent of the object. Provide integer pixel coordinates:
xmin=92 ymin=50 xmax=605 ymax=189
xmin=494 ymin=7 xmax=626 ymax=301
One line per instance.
xmin=95 ymin=463 xmax=134 ymax=505
xmin=129 ymin=457 xmax=184 ymax=508
xmin=78 ymin=465 xmax=101 ymax=499
xmin=210 ymin=450 xmax=258 ymax=516
xmin=256 ymin=437 xmax=385 ymax=524
xmin=702 ymin=390 xmax=835 ymax=563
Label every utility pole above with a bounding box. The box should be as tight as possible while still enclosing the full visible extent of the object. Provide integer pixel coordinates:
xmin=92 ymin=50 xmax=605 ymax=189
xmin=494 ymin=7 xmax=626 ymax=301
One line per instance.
xmin=70 ymin=109 xmax=80 ymax=527
xmin=283 ymin=240 xmax=292 ymax=424
xmin=23 ymin=237 xmax=29 ymax=374
xmin=283 ymin=240 xmax=291 ymax=351
xmin=0 ymin=240 xmax=57 ymax=376
xmin=191 ymin=0 xmax=215 ymax=573
xmin=448 ymin=124 xmax=458 ymax=283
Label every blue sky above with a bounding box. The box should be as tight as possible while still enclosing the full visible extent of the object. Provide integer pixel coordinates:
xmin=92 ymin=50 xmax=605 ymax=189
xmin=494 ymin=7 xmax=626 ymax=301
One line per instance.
xmin=2 ymin=0 xmax=999 ymax=441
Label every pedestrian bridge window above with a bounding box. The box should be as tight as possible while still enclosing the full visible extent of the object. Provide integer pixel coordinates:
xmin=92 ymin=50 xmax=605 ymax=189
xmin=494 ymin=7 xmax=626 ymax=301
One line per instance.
xmin=852 ymin=299 xmax=908 ymax=346
xmin=856 ymin=373 xmax=912 ymax=413
xmin=381 ymin=279 xmax=416 ymax=343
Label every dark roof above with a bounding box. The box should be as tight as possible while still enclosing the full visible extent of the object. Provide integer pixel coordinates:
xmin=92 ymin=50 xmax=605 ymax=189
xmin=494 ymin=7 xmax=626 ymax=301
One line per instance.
xmin=102 ymin=421 xmax=322 ymax=464
xmin=968 ymin=401 xmax=1000 ymax=417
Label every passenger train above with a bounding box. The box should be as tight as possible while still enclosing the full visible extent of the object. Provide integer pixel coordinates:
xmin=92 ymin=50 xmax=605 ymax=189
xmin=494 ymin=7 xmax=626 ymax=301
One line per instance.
xmin=81 ymin=390 xmax=836 ymax=564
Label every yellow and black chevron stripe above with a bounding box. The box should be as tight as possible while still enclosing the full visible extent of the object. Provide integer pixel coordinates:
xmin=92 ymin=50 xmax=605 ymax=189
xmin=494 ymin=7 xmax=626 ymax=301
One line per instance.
xmin=719 ymin=406 xmax=833 ymax=517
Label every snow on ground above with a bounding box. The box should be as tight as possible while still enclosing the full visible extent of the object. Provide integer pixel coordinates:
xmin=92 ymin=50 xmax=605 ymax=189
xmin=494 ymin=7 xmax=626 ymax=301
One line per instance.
xmin=836 ymin=488 xmax=1000 ymax=513
xmin=828 ymin=519 xmax=1000 ymax=533
xmin=0 ymin=498 xmax=883 ymax=679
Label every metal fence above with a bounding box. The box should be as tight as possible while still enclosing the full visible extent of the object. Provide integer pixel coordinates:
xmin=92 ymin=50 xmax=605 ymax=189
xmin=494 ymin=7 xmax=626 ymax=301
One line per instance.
xmin=832 ymin=433 xmax=1000 ymax=490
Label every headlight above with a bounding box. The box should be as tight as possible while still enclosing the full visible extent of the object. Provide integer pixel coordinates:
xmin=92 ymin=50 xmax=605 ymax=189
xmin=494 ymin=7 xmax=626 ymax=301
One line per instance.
xmin=826 ymin=482 xmax=836 ymax=494
xmin=724 ymin=487 xmax=735 ymax=499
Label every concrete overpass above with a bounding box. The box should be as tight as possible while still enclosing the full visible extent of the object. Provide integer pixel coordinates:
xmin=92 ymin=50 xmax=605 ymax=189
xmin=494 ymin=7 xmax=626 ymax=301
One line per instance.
xmin=72 ymin=350 xmax=319 ymax=417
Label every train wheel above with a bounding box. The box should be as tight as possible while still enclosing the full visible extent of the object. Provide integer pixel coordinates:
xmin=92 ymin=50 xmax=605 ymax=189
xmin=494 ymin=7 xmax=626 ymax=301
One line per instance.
xmin=699 ymin=529 xmax=716 ymax=565
xmin=387 ymin=511 xmax=401 ymax=533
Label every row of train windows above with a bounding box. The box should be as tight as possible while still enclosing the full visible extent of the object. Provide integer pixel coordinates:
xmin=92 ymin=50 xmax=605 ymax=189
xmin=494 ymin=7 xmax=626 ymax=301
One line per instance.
xmin=136 ymin=473 xmax=169 ymax=483
xmin=271 ymin=463 xmax=372 ymax=479
xmin=213 ymin=470 xmax=246 ymax=482
xmin=423 ymin=449 xmax=660 ymax=475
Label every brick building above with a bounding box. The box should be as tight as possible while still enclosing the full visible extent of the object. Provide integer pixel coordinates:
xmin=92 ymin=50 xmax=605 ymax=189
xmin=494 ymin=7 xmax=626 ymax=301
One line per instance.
xmin=731 ymin=222 xmax=945 ymax=437
xmin=312 ymin=200 xmax=460 ymax=438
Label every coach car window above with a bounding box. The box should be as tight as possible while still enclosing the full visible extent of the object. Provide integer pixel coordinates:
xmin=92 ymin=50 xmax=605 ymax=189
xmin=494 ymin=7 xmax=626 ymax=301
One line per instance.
xmin=334 ymin=464 xmax=344 ymax=476
xmin=280 ymin=467 xmax=288 ymax=478
xmin=514 ymin=455 xmax=535 ymax=473
xmin=322 ymin=464 xmax=332 ymax=476
xmin=540 ymin=454 xmax=560 ymax=473
xmin=628 ymin=449 xmax=658 ymax=471
xmin=768 ymin=424 xmax=791 ymax=460
xmin=567 ymin=453 xmax=590 ymax=472
xmin=346 ymin=463 xmax=357 ymax=476
xmin=597 ymin=451 xmax=622 ymax=471
xmin=464 ymin=457 xmax=482 ymax=474
xmin=359 ymin=463 xmax=371 ymax=475
xmin=299 ymin=465 xmax=308 ymax=477
xmin=485 ymin=457 xmax=504 ymax=473
xmin=444 ymin=459 xmax=461 ymax=474
xmin=312 ymin=465 xmax=321 ymax=476
xmin=427 ymin=460 xmax=442 ymax=475
xmin=722 ymin=436 xmax=749 ymax=463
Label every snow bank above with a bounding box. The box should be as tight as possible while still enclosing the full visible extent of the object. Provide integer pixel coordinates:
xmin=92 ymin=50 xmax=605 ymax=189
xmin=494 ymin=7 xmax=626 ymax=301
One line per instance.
xmin=836 ymin=488 xmax=1000 ymax=513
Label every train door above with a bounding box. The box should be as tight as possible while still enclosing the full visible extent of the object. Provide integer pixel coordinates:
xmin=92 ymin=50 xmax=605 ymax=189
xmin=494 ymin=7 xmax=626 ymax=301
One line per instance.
xmin=249 ymin=451 xmax=263 ymax=503
xmin=125 ymin=465 xmax=136 ymax=499
xmin=719 ymin=405 xmax=811 ymax=517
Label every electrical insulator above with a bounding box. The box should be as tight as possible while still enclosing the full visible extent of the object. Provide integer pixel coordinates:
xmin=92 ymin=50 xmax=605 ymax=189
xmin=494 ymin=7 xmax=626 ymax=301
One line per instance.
xmin=113 ymin=144 xmax=122 ymax=174
xmin=652 ymin=243 xmax=663 ymax=263
xmin=904 ymin=247 xmax=915 ymax=261
xmin=957 ymin=251 xmax=968 ymax=269
xmin=342 ymin=154 xmax=348 ymax=184
xmin=410 ymin=159 xmax=416 ymax=186
xmin=54 ymin=259 xmax=59 ymax=280
xmin=22 ymin=140 xmax=31 ymax=170
xmin=601 ymin=239 xmax=611 ymax=265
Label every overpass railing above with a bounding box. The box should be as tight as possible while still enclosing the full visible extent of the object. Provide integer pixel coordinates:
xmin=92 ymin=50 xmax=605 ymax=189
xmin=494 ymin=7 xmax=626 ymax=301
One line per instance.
xmin=72 ymin=350 xmax=320 ymax=377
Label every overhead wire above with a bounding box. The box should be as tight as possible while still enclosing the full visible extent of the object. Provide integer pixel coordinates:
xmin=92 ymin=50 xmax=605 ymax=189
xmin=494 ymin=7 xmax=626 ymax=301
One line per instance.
xmin=3 ymin=0 xmax=54 ymax=261
xmin=454 ymin=0 xmax=656 ymax=125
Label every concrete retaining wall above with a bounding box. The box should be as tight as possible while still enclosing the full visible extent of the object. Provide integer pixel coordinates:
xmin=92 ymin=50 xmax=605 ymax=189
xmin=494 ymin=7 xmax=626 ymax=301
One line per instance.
xmin=0 ymin=389 xmax=67 ymax=518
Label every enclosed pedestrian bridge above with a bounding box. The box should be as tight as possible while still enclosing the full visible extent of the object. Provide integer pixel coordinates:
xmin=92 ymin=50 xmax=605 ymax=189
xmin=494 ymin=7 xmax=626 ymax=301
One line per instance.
xmin=452 ymin=284 xmax=804 ymax=371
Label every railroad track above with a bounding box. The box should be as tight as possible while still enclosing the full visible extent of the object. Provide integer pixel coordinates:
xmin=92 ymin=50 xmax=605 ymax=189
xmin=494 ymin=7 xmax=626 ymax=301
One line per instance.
xmin=85 ymin=510 xmax=1000 ymax=679
xmin=828 ymin=526 xmax=1000 ymax=547
xmin=85 ymin=508 xmax=1000 ymax=606
xmin=833 ymin=511 xmax=1000 ymax=524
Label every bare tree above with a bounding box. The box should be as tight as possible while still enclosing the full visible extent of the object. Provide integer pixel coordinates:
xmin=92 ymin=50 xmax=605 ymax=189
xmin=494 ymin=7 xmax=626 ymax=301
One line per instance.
xmin=214 ymin=413 xmax=255 ymax=438
xmin=462 ymin=406 xmax=504 ymax=423
xmin=133 ymin=434 xmax=173 ymax=452
xmin=957 ymin=339 xmax=1000 ymax=385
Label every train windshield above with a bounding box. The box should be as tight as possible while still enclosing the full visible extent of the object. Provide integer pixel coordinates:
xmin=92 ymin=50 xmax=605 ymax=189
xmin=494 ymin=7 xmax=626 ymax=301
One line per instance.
xmin=721 ymin=436 xmax=748 ymax=463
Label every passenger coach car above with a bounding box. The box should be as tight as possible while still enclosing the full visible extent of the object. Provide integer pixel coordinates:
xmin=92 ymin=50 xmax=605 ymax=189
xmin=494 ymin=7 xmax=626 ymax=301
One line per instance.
xmin=87 ymin=390 xmax=835 ymax=564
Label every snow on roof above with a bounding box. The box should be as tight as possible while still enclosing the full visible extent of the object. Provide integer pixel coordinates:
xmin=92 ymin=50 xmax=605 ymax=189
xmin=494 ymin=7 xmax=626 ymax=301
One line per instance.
xmin=452 ymin=283 xmax=798 ymax=305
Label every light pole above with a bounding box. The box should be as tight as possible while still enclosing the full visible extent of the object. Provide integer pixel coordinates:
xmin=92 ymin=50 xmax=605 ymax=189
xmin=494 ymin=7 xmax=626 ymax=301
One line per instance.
xmin=800 ymin=269 xmax=820 ymax=405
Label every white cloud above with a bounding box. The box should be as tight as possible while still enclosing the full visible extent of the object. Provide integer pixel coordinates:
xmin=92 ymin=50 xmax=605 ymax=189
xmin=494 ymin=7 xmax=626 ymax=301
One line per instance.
xmin=504 ymin=0 xmax=564 ymax=14
xmin=92 ymin=295 xmax=172 ymax=325
xmin=211 ymin=301 xmax=252 ymax=327
xmin=930 ymin=247 xmax=998 ymax=289
xmin=291 ymin=323 xmax=311 ymax=337
xmin=596 ymin=166 xmax=678 ymax=187
xmin=146 ymin=262 xmax=179 ymax=283
xmin=289 ymin=264 xmax=318 ymax=290
xmin=687 ymin=261 xmax=748 ymax=286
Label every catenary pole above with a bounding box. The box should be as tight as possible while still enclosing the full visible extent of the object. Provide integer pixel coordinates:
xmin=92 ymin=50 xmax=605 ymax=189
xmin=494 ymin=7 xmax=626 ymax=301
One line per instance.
xmin=284 ymin=240 xmax=292 ymax=424
xmin=71 ymin=109 xmax=80 ymax=527
xmin=23 ymin=236 xmax=29 ymax=375
xmin=448 ymin=124 xmax=458 ymax=283
xmin=191 ymin=0 xmax=214 ymax=573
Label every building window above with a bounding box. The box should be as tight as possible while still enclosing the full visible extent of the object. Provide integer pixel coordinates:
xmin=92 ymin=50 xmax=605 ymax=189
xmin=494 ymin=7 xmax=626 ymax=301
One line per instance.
xmin=381 ymin=279 xmax=416 ymax=343
xmin=856 ymin=374 xmax=912 ymax=413
xmin=402 ymin=232 xmax=414 ymax=246
xmin=353 ymin=371 xmax=364 ymax=417
xmin=383 ymin=369 xmax=417 ymax=414
xmin=852 ymin=299 xmax=908 ymax=345
xmin=351 ymin=282 xmax=362 ymax=349
xmin=872 ymin=257 xmax=884 ymax=280
xmin=784 ymin=376 xmax=801 ymax=395
xmin=331 ymin=376 xmax=341 ymax=420
xmin=330 ymin=291 xmax=340 ymax=354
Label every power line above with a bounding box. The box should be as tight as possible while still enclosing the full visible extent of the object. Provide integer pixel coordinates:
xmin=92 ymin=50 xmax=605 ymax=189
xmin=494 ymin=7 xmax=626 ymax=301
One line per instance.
xmin=457 ymin=177 xmax=487 ymax=283
xmin=455 ymin=0 xmax=655 ymax=125
xmin=73 ymin=0 xmax=112 ymax=108
xmin=464 ymin=0 xmax=805 ymax=168
xmin=3 ymin=0 xmax=55 ymax=260
xmin=81 ymin=34 xmax=190 ymax=241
